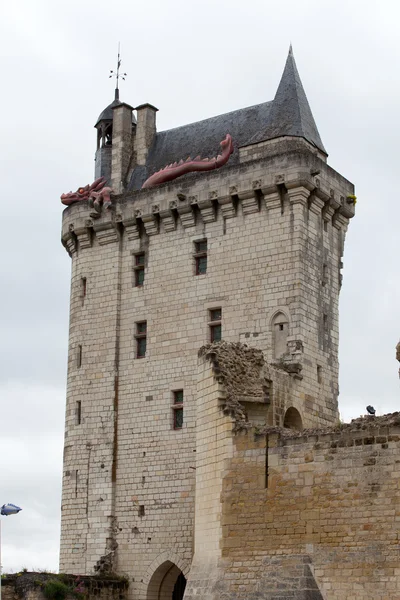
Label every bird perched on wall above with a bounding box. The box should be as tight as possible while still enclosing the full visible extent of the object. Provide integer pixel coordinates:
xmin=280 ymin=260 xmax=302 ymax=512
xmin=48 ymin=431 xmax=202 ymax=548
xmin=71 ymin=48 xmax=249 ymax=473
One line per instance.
xmin=366 ymin=405 xmax=376 ymax=415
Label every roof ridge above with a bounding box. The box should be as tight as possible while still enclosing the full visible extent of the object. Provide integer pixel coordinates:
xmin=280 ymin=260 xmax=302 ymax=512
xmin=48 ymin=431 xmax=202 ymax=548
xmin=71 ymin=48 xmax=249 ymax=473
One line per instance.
xmin=157 ymin=101 xmax=272 ymax=135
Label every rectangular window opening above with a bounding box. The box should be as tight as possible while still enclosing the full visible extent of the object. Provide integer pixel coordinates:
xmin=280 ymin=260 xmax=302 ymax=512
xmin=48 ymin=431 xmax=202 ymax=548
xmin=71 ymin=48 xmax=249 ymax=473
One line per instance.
xmin=134 ymin=253 xmax=145 ymax=287
xmin=323 ymin=220 xmax=328 ymax=232
xmin=194 ymin=240 xmax=207 ymax=275
xmin=138 ymin=505 xmax=145 ymax=517
xmin=322 ymin=263 xmax=328 ymax=286
xmin=209 ymin=308 xmax=222 ymax=342
xmin=172 ymin=390 xmax=184 ymax=430
xmin=80 ymin=277 xmax=87 ymax=303
xmin=77 ymin=345 xmax=82 ymax=368
xmin=265 ymin=435 xmax=269 ymax=489
xmin=76 ymin=400 xmax=82 ymax=425
xmin=317 ymin=365 xmax=323 ymax=384
xmin=135 ymin=321 xmax=147 ymax=358
xmin=323 ymin=314 xmax=328 ymax=351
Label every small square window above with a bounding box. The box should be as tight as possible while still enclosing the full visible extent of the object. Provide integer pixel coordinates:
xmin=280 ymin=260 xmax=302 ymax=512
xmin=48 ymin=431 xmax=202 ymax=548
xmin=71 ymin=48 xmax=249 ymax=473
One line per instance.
xmin=195 ymin=240 xmax=207 ymax=253
xmin=194 ymin=240 xmax=207 ymax=275
xmin=137 ymin=322 xmax=147 ymax=334
xmin=135 ymin=321 xmax=147 ymax=358
xmin=210 ymin=308 xmax=221 ymax=321
xmin=174 ymin=390 xmax=183 ymax=404
xmin=134 ymin=253 xmax=145 ymax=287
xmin=209 ymin=308 xmax=222 ymax=342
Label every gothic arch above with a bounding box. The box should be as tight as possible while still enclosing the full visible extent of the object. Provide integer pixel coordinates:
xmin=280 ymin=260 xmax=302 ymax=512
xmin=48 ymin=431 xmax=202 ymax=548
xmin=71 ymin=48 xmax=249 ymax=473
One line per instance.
xmin=270 ymin=310 xmax=290 ymax=359
xmin=283 ymin=407 xmax=303 ymax=431
xmin=143 ymin=552 xmax=190 ymax=600
xmin=146 ymin=561 xmax=186 ymax=600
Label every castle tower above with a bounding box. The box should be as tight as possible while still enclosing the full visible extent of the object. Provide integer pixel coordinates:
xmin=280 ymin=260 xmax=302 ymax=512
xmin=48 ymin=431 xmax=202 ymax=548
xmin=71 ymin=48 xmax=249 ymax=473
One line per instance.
xmin=60 ymin=48 xmax=355 ymax=599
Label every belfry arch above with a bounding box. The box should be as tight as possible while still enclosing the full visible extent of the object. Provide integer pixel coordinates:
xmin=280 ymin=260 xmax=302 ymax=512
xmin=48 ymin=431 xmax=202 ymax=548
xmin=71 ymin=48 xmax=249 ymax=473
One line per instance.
xmin=147 ymin=561 xmax=187 ymax=600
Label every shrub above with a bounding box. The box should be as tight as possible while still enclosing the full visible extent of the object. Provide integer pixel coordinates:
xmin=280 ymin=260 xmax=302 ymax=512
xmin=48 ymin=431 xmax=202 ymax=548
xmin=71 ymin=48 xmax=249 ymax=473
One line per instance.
xmin=43 ymin=579 xmax=72 ymax=600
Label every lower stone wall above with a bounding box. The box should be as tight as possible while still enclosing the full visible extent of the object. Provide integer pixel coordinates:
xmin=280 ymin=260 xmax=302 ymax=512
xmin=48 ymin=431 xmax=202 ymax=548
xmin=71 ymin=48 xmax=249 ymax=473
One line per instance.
xmin=1 ymin=573 xmax=128 ymax=600
xmin=218 ymin=416 xmax=400 ymax=600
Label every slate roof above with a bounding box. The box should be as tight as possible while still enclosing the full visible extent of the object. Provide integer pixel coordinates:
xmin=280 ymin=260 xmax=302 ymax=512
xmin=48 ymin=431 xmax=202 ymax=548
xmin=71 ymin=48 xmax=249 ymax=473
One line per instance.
xmin=129 ymin=102 xmax=272 ymax=190
xmin=95 ymin=89 xmax=137 ymax=127
xmin=246 ymin=46 xmax=326 ymax=153
xmin=127 ymin=48 xmax=325 ymax=190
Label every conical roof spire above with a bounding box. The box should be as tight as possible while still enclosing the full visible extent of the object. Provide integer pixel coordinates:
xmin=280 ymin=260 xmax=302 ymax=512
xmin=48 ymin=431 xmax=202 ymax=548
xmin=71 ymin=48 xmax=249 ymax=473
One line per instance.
xmin=251 ymin=47 xmax=326 ymax=154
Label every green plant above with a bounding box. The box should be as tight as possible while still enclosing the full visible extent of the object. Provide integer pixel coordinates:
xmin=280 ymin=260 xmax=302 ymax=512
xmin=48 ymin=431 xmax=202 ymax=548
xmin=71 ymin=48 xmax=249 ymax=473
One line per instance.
xmin=43 ymin=579 xmax=72 ymax=600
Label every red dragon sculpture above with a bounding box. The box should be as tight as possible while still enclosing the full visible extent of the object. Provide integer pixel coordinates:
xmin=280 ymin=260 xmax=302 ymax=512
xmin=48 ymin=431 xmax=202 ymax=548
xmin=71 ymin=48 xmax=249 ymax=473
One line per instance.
xmin=61 ymin=177 xmax=113 ymax=213
xmin=142 ymin=133 xmax=234 ymax=189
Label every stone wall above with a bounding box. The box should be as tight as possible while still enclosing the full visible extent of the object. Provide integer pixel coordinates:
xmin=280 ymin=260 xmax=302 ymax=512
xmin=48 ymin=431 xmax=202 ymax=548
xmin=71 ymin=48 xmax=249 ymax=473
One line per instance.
xmin=182 ymin=347 xmax=400 ymax=600
xmin=1 ymin=573 xmax=127 ymax=600
xmin=219 ymin=420 xmax=400 ymax=599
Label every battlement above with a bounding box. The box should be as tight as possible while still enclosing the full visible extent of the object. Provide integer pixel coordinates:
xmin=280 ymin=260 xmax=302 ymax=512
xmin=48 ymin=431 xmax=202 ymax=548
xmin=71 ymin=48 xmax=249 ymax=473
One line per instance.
xmin=62 ymin=139 xmax=354 ymax=254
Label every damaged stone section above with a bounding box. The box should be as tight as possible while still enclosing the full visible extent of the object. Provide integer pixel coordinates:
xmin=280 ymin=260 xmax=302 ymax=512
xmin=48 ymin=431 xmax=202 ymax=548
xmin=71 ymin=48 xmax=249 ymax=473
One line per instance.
xmin=94 ymin=551 xmax=116 ymax=575
xmin=199 ymin=341 xmax=266 ymax=430
xmin=257 ymin=410 xmax=400 ymax=439
xmin=199 ymin=341 xmax=295 ymax=430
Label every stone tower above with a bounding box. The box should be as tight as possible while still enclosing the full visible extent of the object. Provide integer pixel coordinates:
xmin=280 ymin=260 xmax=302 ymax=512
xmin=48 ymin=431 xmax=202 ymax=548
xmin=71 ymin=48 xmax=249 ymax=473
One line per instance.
xmin=60 ymin=48 xmax=355 ymax=599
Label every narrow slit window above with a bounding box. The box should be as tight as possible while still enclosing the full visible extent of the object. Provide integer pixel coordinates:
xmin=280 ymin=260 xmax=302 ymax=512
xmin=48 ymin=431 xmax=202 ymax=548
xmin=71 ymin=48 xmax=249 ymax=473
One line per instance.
xmin=76 ymin=400 xmax=82 ymax=425
xmin=323 ymin=314 xmax=328 ymax=351
xmin=322 ymin=264 xmax=328 ymax=286
xmin=172 ymin=390 xmax=184 ymax=430
xmin=138 ymin=505 xmax=145 ymax=517
xmin=80 ymin=277 xmax=87 ymax=303
xmin=134 ymin=253 xmax=145 ymax=287
xmin=194 ymin=240 xmax=207 ymax=275
xmin=317 ymin=365 xmax=323 ymax=384
xmin=77 ymin=345 xmax=82 ymax=368
xmin=209 ymin=308 xmax=222 ymax=342
xmin=135 ymin=321 xmax=147 ymax=358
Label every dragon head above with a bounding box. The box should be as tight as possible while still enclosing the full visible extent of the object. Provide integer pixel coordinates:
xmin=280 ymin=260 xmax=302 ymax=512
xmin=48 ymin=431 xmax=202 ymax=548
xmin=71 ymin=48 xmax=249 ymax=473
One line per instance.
xmin=61 ymin=177 xmax=107 ymax=206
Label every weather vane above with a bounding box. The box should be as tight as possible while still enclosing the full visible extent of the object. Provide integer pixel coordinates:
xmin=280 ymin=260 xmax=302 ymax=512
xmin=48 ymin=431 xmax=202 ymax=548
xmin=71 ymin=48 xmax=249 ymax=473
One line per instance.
xmin=109 ymin=43 xmax=127 ymax=92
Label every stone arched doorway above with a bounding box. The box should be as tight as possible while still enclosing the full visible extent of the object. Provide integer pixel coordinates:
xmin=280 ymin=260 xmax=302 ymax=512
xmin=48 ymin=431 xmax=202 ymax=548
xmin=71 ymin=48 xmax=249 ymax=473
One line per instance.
xmin=147 ymin=561 xmax=187 ymax=600
xmin=283 ymin=407 xmax=303 ymax=431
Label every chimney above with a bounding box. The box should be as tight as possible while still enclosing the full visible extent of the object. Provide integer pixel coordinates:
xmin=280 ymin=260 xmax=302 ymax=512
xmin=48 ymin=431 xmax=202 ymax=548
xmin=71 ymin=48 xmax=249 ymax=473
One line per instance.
xmin=111 ymin=101 xmax=134 ymax=194
xmin=135 ymin=104 xmax=158 ymax=166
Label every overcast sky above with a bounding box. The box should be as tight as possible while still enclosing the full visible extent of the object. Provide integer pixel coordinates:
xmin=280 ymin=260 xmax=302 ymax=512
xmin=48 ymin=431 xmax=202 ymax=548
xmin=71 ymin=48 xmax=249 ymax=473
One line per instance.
xmin=1 ymin=0 xmax=399 ymax=575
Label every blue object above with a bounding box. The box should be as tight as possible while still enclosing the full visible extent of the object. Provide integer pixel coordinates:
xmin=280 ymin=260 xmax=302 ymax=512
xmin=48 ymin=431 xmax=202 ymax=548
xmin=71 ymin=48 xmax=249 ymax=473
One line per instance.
xmin=1 ymin=503 xmax=22 ymax=516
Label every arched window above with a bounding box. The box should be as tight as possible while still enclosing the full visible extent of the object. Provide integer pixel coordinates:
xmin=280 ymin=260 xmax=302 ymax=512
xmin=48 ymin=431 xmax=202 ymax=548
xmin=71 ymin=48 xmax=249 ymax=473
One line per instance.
xmin=283 ymin=407 xmax=303 ymax=431
xmin=272 ymin=312 xmax=289 ymax=358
